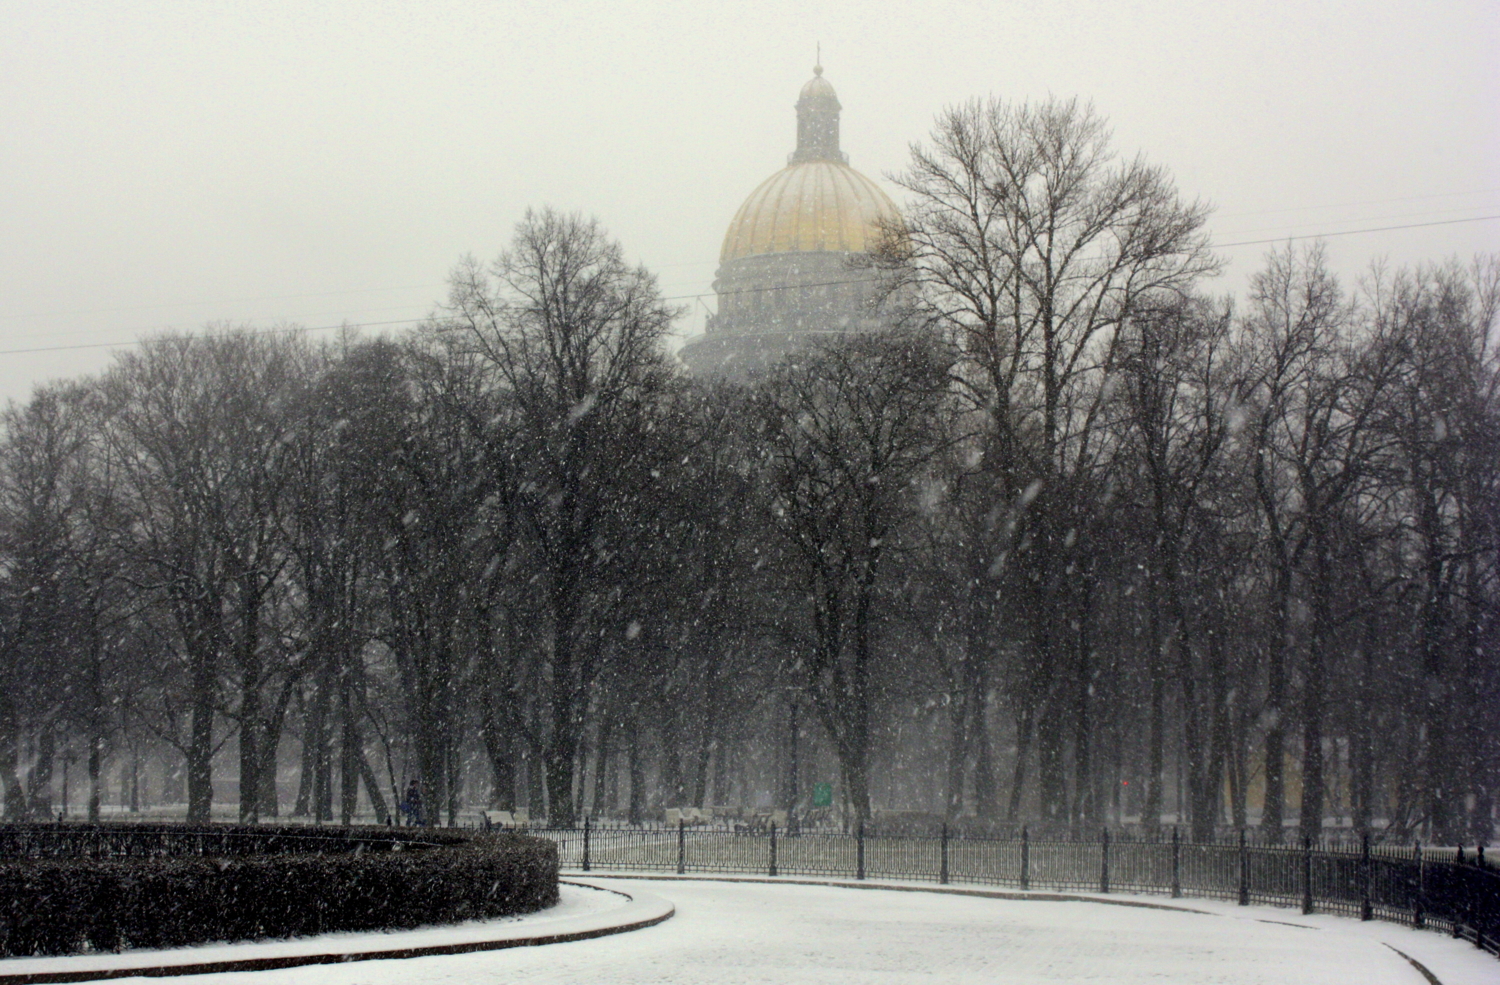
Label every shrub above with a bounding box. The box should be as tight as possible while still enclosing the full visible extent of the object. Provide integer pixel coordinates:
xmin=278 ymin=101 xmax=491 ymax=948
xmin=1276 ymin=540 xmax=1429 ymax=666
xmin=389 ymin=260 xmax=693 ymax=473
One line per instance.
xmin=0 ymin=825 xmax=557 ymax=956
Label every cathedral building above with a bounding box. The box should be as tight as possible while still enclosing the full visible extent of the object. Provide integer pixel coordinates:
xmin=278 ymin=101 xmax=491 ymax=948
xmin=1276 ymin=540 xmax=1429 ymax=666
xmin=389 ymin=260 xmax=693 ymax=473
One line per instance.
xmin=678 ymin=65 xmax=903 ymax=378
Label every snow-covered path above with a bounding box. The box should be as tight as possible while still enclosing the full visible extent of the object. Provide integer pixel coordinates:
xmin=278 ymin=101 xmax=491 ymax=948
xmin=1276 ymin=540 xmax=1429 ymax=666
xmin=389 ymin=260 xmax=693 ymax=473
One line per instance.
xmin=12 ymin=877 xmax=1499 ymax=984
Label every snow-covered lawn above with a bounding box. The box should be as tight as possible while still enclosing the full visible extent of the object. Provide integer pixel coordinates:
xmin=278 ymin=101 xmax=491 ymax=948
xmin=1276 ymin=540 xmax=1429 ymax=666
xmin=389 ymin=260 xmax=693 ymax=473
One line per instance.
xmin=4 ymin=876 xmax=1495 ymax=984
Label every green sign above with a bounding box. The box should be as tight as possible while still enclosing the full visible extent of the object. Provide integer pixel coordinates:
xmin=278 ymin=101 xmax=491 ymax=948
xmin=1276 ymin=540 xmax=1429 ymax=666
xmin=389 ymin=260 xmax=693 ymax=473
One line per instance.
xmin=812 ymin=782 xmax=833 ymax=808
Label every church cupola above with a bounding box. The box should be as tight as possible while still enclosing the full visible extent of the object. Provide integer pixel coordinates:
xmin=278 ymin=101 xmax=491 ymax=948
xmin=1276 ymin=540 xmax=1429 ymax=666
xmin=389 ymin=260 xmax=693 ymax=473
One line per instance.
xmin=790 ymin=64 xmax=847 ymax=164
xmin=679 ymin=61 xmax=903 ymax=378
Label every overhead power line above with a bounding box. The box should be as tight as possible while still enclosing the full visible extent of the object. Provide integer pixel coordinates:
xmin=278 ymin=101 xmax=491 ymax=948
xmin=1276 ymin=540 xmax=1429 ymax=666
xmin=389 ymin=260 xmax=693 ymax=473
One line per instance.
xmin=1215 ymin=214 xmax=1500 ymax=248
xmin=0 ymin=319 xmax=420 ymax=357
xmin=1216 ymin=187 xmax=1500 ymax=220
xmin=0 ymin=215 xmax=1494 ymax=359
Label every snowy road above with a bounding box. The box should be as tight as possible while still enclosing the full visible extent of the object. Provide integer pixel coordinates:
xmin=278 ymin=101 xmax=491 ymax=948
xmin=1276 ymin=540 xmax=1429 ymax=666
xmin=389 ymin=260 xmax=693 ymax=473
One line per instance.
xmin=14 ymin=877 xmax=1500 ymax=984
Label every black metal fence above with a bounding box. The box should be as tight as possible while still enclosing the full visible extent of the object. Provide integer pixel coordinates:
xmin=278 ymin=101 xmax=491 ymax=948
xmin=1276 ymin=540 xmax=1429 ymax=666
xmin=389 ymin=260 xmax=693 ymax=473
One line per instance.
xmin=537 ymin=820 xmax=1500 ymax=957
xmin=0 ymin=822 xmax=440 ymax=858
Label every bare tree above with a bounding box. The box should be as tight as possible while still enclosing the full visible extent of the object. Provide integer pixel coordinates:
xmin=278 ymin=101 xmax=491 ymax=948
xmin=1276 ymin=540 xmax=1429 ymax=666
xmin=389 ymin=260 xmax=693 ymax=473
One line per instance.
xmin=1364 ymin=257 xmax=1500 ymax=842
xmin=0 ymin=383 xmax=95 ymax=818
xmin=101 ymin=330 xmax=308 ymax=822
xmin=1112 ymin=295 xmax=1237 ymax=838
xmin=1236 ymin=244 xmax=1407 ymax=840
xmin=881 ymin=96 xmax=1219 ymax=827
xmin=442 ymin=208 xmax=678 ymax=824
xmin=752 ymin=330 xmax=952 ymax=824
xmin=282 ymin=336 xmax=399 ymax=824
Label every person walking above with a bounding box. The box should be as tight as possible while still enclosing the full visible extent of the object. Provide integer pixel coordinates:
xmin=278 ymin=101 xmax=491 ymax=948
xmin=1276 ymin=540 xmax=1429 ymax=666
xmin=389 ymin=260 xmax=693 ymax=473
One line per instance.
xmin=400 ymin=779 xmax=423 ymax=826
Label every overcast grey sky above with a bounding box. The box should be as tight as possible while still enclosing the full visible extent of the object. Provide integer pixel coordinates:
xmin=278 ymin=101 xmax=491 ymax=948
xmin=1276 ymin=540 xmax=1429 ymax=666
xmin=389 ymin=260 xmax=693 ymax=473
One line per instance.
xmin=2 ymin=0 xmax=1496 ymax=403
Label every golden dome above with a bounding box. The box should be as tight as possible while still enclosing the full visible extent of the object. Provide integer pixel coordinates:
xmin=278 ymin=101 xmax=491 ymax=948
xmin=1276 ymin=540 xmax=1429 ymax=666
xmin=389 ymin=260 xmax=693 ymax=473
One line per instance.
xmin=719 ymin=160 xmax=902 ymax=264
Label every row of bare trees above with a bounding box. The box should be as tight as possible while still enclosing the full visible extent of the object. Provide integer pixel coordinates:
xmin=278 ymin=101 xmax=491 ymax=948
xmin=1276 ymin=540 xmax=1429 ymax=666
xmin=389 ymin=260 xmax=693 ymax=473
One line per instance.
xmin=0 ymin=98 xmax=1494 ymax=844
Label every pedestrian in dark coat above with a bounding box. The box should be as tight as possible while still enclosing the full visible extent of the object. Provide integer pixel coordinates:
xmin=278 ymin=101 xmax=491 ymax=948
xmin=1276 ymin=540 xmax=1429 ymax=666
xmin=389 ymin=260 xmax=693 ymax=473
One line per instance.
xmin=401 ymin=780 xmax=423 ymax=826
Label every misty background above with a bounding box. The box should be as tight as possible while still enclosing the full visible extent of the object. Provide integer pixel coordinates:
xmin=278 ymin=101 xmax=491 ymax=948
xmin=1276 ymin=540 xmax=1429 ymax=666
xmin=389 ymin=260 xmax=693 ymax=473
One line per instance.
xmin=2 ymin=0 xmax=1496 ymax=402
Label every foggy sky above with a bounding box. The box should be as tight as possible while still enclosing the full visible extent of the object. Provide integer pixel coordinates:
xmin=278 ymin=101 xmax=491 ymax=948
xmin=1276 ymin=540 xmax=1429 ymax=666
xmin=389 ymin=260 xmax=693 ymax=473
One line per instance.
xmin=2 ymin=0 xmax=1496 ymax=404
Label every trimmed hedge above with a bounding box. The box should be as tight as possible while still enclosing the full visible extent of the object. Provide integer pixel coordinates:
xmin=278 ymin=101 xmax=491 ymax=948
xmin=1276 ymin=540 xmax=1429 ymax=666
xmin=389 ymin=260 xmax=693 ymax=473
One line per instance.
xmin=0 ymin=825 xmax=558 ymax=956
xmin=0 ymin=821 xmax=448 ymax=858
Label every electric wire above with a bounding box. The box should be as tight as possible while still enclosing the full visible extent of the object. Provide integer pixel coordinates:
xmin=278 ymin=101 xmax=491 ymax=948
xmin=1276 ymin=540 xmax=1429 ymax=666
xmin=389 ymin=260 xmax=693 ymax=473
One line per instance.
xmin=0 ymin=213 xmax=1495 ymax=359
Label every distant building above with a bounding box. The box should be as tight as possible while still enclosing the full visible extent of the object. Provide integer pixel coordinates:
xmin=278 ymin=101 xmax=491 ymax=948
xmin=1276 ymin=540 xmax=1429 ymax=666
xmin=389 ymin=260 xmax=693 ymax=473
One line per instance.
xmin=678 ymin=65 xmax=902 ymax=378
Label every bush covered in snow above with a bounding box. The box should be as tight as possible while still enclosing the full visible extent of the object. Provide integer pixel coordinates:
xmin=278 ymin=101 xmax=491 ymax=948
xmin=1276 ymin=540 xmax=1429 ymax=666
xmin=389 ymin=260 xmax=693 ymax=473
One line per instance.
xmin=0 ymin=824 xmax=557 ymax=956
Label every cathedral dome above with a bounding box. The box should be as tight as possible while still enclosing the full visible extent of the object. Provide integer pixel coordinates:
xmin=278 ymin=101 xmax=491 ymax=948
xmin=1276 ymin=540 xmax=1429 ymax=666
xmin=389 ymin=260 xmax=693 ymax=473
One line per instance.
xmin=679 ymin=64 xmax=903 ymax=378
xmin=719 ymin=160 xmax=902 ymax=263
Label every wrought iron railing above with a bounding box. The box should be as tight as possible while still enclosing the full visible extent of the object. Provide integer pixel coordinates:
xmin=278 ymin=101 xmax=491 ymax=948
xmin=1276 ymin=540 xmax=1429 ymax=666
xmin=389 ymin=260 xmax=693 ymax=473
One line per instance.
xmin=532 ymin=820 xmax=1499 ymax=957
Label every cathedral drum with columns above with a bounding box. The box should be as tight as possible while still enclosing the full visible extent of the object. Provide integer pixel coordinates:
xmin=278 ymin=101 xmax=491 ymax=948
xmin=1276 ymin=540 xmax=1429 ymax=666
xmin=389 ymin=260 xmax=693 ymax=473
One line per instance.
xmin=678 ymin=66 xmax=903 ymax=378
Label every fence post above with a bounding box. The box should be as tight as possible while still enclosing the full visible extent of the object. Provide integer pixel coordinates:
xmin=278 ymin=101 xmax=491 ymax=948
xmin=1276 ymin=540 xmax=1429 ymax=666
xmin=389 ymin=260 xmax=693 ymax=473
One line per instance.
xmin=583 ymin=816 xmax=591 ymax=872
xmin=1238 ymin=829 xmax=1249 ymax=906
xmin=1452 ymin=847 xmax=1463 ymax=940
xmin=1100 ymin=827 xmax=1110 ymax=894
xmin=677 ymin=818 xmax=686 ymax=875
xmin=1471 ymin=868 xmax=1483 ymax=951
xmin=1475 ymin=846 xmax=1488 ymax=952
xmin=1171 ymin=826 xmax=1181 ymax=898
xmin=940 ymin=823 xmax=950 ymax=884
xmin=856 ymin=820 xmax=866 ymax=880
xmin=1302 ymin=834 xmax=1314 ymax=915
xmin=1413 ymin=840 xmax=1425 ymax=929
xmin=1021 ymin=825 xmax=1030 ymax=891
xmin=1360 ymin=830 xmax=1372 ymax=921
xmin=769 ymin=821 xmax=778 ymax=878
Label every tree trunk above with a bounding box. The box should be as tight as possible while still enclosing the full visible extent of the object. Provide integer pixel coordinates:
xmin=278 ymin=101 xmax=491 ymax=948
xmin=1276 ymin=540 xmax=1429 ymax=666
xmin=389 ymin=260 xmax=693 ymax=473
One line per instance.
xmin=973 ymin=664 xmax=998 ymax=819
xmin=1144 ymin=660 xmax=1166 ymax=837
xmin=944 ymin=656 xmax=970 ymax=821
xmin=312 ymin=678 xmax=335 ymax=822
xmin=711 ymin=718 xmax=732 ymax=808
xmin=1299 ymin=532 xmax=1332 ymax=842
xmin=1178 ymin=615 xmax=1214 ymax=842
xmin=237 ymin=588 xmax=265 ymax=823
xmin=1261 ymin=564 xmax=1292 ymax=843
xmin=1007 ymin=706 xmax=1034 ymax=824
xmin=354 ymin=750 xmax=391 ymax=824
xmin=1204 ymin=630 xmax=1232 ymax=838
xmin=1035 ymin=694 xmax=1069 ymax=832
xmin=295 ymin=677 xmax=328 ymax=817
xmin=257 ymin=677 xmax=296 ymax=819
xmin=482 ymin=710 xmax=518 ymax=811
xmin=187 ymin=641 xmax=216 ymax=824
xmin=1071 ymin=590 xmax=1097 ymax=832
xmin=546 ymin=610 xmax=581 ymax=826
xmin=1229 ymin=689 xmax=1248 ymax=830
xmin=1352 ymin=615 xmax=1377 ymax=835
xmin=659 ymin=710 xmax=683 ymax=808
xmin=339 ymin=676 xmax=360 ymax=825
xmin=591 ymin=716 xmax=614 ymax=817
xmin=27 ymin=727 xmax=55 ymax=819
xmin=627 ymin=715 xmax=645 ymax=825
xmin=0 ymin=697 xmax=22 ymax=820
xmin=87 ymin=734 xmax=103 ymax=822
xmin=691 ymin=715 xmax=711 ymax=809
xmin=526 ymin=738 xmax=546 ymax=818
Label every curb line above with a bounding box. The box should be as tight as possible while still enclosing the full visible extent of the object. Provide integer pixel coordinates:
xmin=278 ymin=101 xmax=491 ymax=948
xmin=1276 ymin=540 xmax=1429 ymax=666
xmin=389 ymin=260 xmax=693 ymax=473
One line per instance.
xmin=562 ymin=870 xmax=1222 ymax=915
xmin=1384 ymin=945 xmax=1444 ymax=985
xmin=0 ymin=882 xmax=673 ymax=984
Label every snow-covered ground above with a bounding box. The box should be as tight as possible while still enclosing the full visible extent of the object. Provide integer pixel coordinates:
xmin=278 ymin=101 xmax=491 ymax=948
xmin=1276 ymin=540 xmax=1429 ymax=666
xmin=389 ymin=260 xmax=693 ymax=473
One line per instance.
xmin=4 ymin=876 xmax=1495 ymax=984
